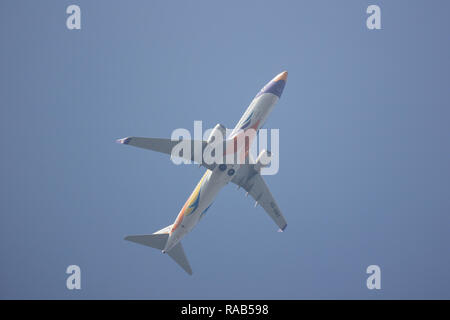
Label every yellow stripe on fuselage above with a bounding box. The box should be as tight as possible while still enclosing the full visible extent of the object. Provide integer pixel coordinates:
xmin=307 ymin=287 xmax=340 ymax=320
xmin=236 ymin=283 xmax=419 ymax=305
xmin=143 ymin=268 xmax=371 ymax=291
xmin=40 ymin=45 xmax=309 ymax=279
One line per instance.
xmin=172 ymin=171 xmax=210 ymax=231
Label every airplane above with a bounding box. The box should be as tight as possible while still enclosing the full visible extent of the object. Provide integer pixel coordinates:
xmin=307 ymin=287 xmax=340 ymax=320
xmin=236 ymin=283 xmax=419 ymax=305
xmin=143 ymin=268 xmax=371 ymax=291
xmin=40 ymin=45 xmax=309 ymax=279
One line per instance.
xmin=116 ymin=71 xmax=288 ymax=275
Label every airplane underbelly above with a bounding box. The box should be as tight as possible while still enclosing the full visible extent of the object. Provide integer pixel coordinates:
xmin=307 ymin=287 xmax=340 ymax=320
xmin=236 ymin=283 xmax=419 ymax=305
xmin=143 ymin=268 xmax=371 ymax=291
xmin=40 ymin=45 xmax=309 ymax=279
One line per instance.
xmin=230 ymin=93 xmax=278 ymax=138
xmin=180 ymin=170 xmax=227 ymax=230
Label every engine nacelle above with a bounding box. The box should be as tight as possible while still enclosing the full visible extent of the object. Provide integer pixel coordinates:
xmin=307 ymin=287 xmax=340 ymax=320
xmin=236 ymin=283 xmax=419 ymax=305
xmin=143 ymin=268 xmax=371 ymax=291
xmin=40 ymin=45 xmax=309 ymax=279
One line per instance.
xmin=207 ymin=123 xmax=227 ymax=144
xmin=254 ymin=149 xmax=272 ymax=171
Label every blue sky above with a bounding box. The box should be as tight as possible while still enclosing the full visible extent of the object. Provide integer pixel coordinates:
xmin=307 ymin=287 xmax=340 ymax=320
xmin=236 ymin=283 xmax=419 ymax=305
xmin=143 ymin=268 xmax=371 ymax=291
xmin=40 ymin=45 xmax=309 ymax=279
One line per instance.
xmin=1 ymin=0 xmax=449 ymax=299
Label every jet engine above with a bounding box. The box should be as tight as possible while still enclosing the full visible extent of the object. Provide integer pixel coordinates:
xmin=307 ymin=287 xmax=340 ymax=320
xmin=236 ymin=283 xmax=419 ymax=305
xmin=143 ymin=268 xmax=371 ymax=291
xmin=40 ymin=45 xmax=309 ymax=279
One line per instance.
xmin=254 ymin=149 xmax=272 ymax=172
xmin=207 ymin=123 xmax=227 ymax=144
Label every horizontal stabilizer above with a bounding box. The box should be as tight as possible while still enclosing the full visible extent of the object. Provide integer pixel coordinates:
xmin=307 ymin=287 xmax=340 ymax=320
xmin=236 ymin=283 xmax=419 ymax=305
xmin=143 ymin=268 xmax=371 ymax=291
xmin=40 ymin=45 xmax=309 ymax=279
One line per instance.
xmin=125 ymin=234 xmax=168 ymax=250
xmin=125 ymin=231 xmax=193 ymax=275
xmin=168 ymin=241 xmax=192 ymax=275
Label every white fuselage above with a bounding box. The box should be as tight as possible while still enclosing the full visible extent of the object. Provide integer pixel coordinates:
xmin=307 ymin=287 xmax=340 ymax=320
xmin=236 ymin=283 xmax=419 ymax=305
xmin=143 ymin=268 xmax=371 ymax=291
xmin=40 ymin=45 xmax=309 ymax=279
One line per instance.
xmin=164 ymin=76 xmax=283 ymax=252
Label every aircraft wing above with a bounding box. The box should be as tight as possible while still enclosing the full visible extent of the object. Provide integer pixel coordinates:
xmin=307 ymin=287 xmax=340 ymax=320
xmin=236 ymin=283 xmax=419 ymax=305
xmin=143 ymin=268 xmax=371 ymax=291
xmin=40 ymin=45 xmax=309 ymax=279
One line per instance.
xmin=231 ymin=167 xmax=287 ymax=231
xmin=116 ymin=137 xmax=216 ymax=171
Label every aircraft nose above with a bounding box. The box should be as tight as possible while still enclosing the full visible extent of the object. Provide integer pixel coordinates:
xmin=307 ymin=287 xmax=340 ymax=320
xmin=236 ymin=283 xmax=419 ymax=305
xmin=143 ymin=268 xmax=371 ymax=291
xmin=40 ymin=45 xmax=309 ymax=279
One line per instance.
xmin=257 ymin=71 xmax=288 ymax=98
xmin=272 ymin=71 xmax=288 ymax=82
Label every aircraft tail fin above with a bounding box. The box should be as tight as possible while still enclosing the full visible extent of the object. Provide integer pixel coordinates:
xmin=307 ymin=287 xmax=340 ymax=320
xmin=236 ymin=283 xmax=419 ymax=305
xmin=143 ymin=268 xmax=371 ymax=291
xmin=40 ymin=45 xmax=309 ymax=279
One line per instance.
xmin=124 ymin=225 xmax=193 ymax=275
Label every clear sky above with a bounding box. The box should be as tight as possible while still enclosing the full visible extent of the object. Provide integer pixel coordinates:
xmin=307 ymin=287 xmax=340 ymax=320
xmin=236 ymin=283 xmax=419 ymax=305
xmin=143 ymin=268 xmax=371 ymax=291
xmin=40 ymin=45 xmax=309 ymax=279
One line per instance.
xmin=1 ymin=0 xmax=449 ymax=299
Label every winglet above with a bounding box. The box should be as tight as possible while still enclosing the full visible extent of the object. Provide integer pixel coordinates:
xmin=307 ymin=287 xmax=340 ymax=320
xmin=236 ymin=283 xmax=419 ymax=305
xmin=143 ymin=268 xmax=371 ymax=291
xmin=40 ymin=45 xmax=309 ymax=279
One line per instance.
xmin=278 ymin=224 xmax=287 ymax=232
xmin=116 ymin=137 xmax=131 ymax=144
